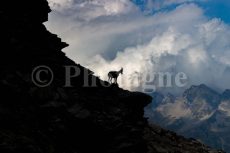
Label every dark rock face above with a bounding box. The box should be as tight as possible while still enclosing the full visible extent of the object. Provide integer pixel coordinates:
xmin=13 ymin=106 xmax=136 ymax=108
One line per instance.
xmin=0 ymin=1 xmax=225 ymax=153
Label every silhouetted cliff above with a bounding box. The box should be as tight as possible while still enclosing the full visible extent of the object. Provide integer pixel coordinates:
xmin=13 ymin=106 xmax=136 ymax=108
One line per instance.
xmin=0 ymin=1 xmax=225 ymax=153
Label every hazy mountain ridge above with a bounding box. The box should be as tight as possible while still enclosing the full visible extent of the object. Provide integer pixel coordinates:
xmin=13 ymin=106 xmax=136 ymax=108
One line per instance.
xmin=146 ymin=84 xmax=230 ymax=152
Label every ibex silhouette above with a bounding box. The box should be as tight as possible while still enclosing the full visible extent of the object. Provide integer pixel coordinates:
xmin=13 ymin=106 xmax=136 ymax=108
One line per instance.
xmin=108 ymin=68 xmax=123 ymax=84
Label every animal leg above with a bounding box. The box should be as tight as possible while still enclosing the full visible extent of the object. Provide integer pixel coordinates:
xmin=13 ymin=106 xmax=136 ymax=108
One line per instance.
xmin=109 ymin=77 xmax=112 ymax=83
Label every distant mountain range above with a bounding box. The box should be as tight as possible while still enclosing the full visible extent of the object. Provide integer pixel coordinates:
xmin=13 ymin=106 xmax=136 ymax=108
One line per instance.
xmin=145 ymin=84 xmax=230 ymax=152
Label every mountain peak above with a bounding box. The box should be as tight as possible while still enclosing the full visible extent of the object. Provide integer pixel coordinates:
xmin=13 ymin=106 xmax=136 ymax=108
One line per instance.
xmin=190 ymin=84 xmax=212 ymax=90
xmin=183 ymin=84 xmax=221 ymax=107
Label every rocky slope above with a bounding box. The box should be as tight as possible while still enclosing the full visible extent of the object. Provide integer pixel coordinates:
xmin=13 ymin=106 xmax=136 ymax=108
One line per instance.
xmin=0 ymin=0 xmax=224 ymax=153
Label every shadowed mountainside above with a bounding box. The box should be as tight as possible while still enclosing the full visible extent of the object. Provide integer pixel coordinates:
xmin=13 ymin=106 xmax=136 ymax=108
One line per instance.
xmin=0 ymin=0 xmax=225 ymax=153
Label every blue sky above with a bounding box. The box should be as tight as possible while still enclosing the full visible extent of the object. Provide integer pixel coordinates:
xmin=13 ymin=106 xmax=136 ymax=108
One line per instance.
xmin=132 ymin=0 xmax=230 ymax=23
xmin=201 ymin=0 xmax=230 ymax=23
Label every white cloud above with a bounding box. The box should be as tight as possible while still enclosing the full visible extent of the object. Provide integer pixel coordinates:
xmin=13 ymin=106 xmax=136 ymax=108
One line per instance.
xmin=47 ymin=0 xmax=138 ymax=20
xmin=45 ymin=1 xmax=230 ymax=93
xmin=47 ymin=0 xmax=73 ymax=11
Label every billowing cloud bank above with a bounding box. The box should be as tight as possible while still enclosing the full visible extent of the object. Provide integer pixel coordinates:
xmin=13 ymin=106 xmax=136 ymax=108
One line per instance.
xmin=45 ymin=0 xmax=230 ymax=94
